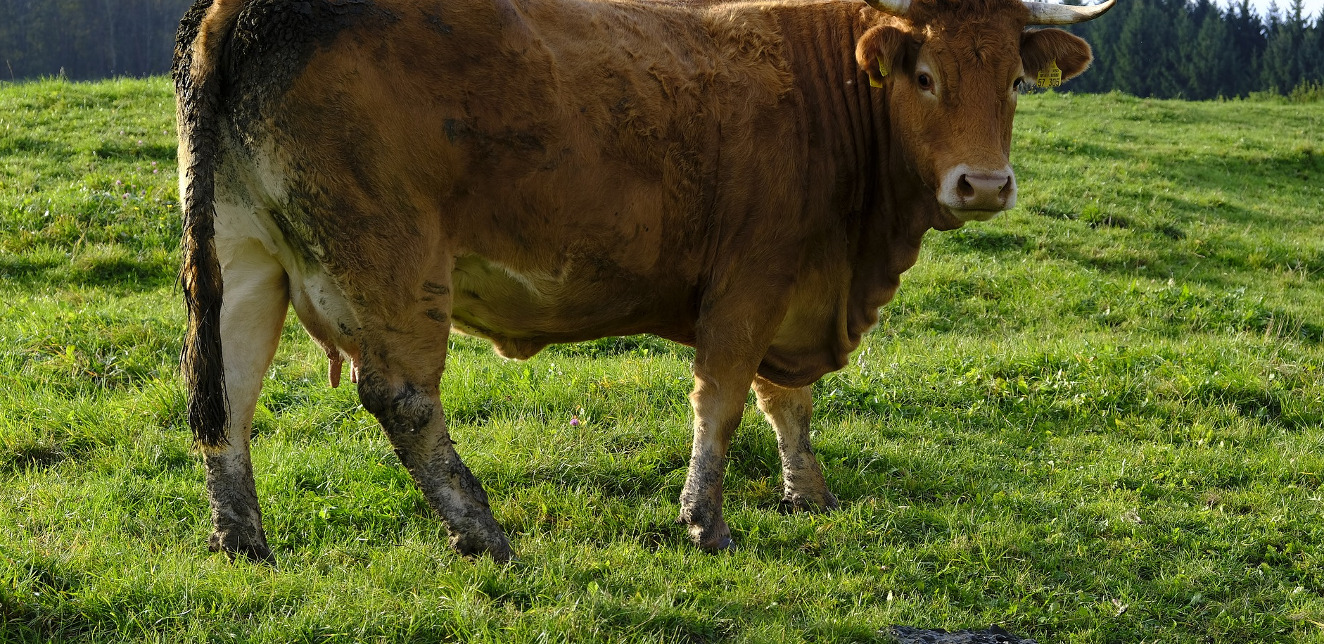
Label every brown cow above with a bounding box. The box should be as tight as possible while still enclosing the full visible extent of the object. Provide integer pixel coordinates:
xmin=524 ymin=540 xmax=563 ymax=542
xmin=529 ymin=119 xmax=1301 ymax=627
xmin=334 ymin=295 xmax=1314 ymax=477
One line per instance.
xmin=175 ymin=0 xmax=1112 ymax=562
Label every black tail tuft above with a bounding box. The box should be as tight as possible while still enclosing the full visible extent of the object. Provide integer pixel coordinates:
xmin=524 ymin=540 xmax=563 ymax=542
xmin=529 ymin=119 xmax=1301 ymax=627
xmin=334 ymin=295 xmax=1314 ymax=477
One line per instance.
xmin=175 ymin=0 xmax=240 ymax=448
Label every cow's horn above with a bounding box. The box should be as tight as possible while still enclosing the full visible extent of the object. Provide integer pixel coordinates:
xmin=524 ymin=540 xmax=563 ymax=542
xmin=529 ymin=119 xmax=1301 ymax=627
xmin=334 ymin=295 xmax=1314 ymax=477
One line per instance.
xmin=864 ymin=0 xmax=911 ymax=16
xmin=1023 ymin=0 xmax=1116 ymax=24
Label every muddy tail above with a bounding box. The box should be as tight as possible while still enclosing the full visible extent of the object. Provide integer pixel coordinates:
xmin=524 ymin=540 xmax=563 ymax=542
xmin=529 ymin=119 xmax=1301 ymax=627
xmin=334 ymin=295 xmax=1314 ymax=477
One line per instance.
xmin=174 ymin=0 xmax=244 ymax=449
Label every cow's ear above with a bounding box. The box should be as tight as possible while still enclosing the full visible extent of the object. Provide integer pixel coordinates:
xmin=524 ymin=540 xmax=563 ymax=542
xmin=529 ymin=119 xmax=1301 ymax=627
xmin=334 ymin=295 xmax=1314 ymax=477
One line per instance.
xmin=856 ymin=25 xmax=911 ymax=88
xmin=1020 ymin=28 xmax=1093 ymax=85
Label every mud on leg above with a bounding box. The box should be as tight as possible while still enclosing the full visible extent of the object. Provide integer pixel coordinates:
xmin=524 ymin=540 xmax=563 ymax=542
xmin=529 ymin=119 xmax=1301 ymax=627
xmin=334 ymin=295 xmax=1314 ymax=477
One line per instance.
xmin=355 ymin=326 xmax=513 ymax=562
xmin=677 ymin=357 xmax=760 ymax=551
xmin=753 ymin=376 xmax=838 ymax=512
xmin=205 ymin=236 xmax=289 ymax=561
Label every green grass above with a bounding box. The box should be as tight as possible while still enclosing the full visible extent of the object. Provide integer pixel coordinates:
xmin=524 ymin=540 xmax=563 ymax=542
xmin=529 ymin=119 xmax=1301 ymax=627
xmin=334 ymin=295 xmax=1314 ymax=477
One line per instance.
xmin=1 ymin=77 xmax=1322 ymax=643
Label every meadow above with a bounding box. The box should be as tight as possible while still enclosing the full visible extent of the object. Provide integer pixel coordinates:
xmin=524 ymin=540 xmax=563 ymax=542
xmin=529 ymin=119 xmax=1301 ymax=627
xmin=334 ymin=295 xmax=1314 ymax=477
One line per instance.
xmin=0 ymin=77 xmax=1321 ymax=643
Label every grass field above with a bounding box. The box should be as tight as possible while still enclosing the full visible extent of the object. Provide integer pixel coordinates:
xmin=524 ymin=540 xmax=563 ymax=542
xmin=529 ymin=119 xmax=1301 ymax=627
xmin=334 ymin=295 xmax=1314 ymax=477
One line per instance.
xmin=0 ymin=77 xmax=1322 ymax=643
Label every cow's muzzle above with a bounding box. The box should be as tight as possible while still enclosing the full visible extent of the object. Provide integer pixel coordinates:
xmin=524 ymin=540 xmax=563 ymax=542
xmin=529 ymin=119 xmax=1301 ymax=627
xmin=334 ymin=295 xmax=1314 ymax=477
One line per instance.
xmin=938 ymin=164 xmax=1017 ymax=220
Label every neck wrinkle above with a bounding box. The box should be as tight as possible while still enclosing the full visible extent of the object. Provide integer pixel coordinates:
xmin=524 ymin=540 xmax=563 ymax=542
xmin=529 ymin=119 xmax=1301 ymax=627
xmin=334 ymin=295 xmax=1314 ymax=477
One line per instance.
xmin=773 ymin=3 xmax=944 ymax=243
xmin=771 ymin=2 xmax=948 ymax=351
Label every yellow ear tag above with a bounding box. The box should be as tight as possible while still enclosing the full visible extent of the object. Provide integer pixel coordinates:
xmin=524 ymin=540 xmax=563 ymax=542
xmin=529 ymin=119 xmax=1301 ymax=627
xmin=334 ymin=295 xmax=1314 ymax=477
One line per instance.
xmin=870 ymin=57 xmax=889 ymax=88
xmin=1036 ymin=59 xmax=1063 ymax=87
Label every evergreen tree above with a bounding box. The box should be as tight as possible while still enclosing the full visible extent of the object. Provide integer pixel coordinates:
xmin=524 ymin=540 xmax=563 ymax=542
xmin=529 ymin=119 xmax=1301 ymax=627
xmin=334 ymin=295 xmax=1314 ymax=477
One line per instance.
xmin=0 ymin=0 xmax=1317 ymax=96
xmin=1063 ymin=0 xmax=1129 ymax=93
xmin=1189 ymin=6 xmax=1237 ymax=98
xmin=1226 ymin=0 xmax=1269 ymax=95
xmin=1113 ymin=0 xmax=1161 ymax=96
xmin=0 ymin=0 xmax=192 ymax=80
xmin=1261 ymin=0 xmax=1308 ymax=92
xmin=1299 ymin=4 xmax=1324 ymax=88
xmin=1164 ymin=0 xmax=1198 ymax=97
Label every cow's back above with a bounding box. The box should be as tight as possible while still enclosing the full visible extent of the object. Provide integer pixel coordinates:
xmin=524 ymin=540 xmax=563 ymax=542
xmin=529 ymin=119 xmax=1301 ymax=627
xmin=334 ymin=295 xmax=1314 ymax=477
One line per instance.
xmin=214 ymin=0 xmax=808 ymax=354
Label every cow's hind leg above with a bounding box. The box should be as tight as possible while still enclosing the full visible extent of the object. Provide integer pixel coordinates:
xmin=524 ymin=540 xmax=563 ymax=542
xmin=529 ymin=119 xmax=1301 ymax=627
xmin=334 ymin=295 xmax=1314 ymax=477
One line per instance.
xmin=354 ymin=316 xmax=513 ymax=562
xmin=753 ymin=377 xmax=838 ymax=512
xmin=205 ymin=235 xmax=289 ymax=561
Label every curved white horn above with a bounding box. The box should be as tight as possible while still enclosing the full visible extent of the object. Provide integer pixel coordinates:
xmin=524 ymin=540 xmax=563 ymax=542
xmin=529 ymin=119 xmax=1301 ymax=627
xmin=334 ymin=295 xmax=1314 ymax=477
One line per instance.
xmin=1024 ymin=0 xmax=1116 ymax=24
xmin=864 ymin=0 xmax=912 ymax=16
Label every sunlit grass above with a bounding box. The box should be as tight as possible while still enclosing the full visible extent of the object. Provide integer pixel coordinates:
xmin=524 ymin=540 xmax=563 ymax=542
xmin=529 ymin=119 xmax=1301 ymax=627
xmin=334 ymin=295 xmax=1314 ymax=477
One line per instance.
xmin=1 ymin=78 xmax=1322 ymax=642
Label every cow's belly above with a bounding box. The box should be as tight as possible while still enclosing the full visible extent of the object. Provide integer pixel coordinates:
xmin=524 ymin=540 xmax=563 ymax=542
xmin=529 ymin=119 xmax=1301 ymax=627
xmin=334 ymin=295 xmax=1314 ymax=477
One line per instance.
xmin=449 ymin=254 xmax=693 ymax=359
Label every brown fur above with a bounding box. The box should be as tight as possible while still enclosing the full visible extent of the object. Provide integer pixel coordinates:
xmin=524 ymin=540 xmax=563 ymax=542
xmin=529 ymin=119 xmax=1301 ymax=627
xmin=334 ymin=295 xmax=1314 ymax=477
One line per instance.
xmin=176 ymin=0 xmax=1102 ymax=557
xmin=1021 ymin=27 xmax=1094 ymax=80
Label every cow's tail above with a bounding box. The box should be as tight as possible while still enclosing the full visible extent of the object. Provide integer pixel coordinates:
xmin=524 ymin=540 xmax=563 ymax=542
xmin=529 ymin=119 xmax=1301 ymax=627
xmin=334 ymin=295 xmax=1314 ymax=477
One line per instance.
xmin=174 ymin=0 xmax=244 ymax=450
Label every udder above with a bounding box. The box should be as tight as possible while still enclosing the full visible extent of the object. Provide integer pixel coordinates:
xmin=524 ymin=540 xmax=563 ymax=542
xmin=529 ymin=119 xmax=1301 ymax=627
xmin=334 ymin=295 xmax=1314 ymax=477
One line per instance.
xmin=287 ymin=264 xmax=362 ymax=387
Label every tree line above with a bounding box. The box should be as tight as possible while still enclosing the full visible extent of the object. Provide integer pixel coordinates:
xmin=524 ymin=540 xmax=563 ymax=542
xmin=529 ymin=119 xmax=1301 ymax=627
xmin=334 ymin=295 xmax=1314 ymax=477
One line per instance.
xmin=1066 ymin=0 xmax=1324 ymax=98
xmin=0 ymin=0 xmax=1320 ymax=98
xmin=0 ymin=0 xmax=192 ymax=80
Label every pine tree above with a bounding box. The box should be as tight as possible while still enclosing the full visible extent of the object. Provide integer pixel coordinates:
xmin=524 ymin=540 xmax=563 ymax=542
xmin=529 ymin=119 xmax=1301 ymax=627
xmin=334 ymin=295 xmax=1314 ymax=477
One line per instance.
xmin=1300 ymin=4 xmax=1324 ymax=87
xmin=0 ymin=0 xmax=1313 ymax=93
xmin=1064 ymin=0 xmax=1130 ymax=94
xmin=1113 ymin=0 xmax=1161 ymax=96
xmin=0 ymin=0 xmax=192 ymax=79
xmin=1189 ymin=6 xmax=1237 ymax=98
xmin=1261 ymin=0 xmax=1308 ymax=93
xmin=1162 ymin=0 xmax=1198 ymax=98
xmin=1226 ymin=0 xmax=1269 ymax=95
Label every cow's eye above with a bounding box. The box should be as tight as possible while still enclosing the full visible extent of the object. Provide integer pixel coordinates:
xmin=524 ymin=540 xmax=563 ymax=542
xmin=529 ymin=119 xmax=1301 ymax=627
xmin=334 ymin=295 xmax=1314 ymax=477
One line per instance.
xmin=917 ymin=73 xmax=934 ymax=92
xmin=1013 ymin=78 xmax=1025 ymax=92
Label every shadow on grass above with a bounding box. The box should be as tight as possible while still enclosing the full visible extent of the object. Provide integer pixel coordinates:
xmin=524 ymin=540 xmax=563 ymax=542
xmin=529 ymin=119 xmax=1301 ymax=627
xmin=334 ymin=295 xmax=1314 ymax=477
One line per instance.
xmin=942 ymin=228 xmax=1030 ymax=254
xmin=498 ymin=453 xmax=689 ymax=502
xmin=0 ymin=253 xmax=174 ymax=291
xmin=1014 ymin=141 xmax=1322 ymax=282
xmin=91 ymin=142 xmax=175 ymax=162
xmin=1167 ymin=146 xmax=1321 ymax=201
xmin=0 ymin=137 xmax=77 ymax=161
xmin=546 ymin=335 xmax=695 ymax=359
xmin=1023 ymin=135 xmax=1130 ymax=161
xmin=1 ymin=554 xmax=318 ymax=643
xmin=588 ymin=601 xmax=739 ymax=644
xmin=0 ymin=137 xmax=174 ymax=164
xmin=0 ymin=445 xmax=75 ymax=474
xmin=0 ymin=557 xmax=100 ymax=643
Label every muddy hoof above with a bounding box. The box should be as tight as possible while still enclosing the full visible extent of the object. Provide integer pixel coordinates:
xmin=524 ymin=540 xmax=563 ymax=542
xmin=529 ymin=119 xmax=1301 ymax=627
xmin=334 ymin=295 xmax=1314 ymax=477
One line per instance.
xmin=701 ymin=534 xmax=735 ymax=551
xmin=677 ymin=516 xmax=733 ymax=551
xmin=450 ymin=531 xmax=516 ymax=563
xmin=779 ymin=490 xmax=840 ymax=514
xmin=209 ymin=530 xmax=273 ymax=563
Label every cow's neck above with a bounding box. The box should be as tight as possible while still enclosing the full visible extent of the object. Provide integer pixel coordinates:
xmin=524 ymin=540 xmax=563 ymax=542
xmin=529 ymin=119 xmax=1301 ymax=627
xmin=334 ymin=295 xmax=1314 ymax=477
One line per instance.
xmin=769 ymin=2 xmax=959 ymax=343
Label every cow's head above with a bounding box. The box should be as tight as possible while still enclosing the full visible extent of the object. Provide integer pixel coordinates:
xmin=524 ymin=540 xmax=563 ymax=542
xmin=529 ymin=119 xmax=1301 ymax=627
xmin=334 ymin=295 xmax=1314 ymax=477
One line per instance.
xmin=856 ymin=0 xmax=1113 ymax=221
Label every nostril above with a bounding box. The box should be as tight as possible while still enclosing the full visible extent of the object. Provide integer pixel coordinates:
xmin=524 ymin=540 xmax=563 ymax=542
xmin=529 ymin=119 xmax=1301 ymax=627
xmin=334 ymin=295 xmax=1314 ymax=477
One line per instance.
xmin=957 ymin=175 xmax=975 ymax=199
xmin=941 ymin=167 xmax=1016 ymax=212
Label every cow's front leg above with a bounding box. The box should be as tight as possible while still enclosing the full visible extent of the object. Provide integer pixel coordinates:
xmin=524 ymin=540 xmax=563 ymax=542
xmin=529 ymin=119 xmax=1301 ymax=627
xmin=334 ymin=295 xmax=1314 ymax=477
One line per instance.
xmin=205 ymin=235 xmax=289 ymax=562
xmin=355 ymin=318 xmax=513 ymax=562
xmin=753 ymin=377 xmax=838 ymax=512
xmin=677 ymin=355 xmax=761 ymax=550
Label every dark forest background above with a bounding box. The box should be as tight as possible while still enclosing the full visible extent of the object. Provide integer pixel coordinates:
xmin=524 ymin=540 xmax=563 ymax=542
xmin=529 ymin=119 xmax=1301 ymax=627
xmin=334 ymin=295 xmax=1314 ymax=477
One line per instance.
xmin=1065 ymin=0 xmax=1324 ymax=97
xmin=0 ymin=0 xmax=1321 ymax=98
xmin=0 ymin=0 xmax=191 ymax=81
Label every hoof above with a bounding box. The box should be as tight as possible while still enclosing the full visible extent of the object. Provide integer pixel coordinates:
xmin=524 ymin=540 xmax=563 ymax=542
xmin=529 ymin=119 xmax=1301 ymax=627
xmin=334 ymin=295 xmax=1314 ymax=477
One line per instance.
xmin=702 ymin=535 xmax=736 ymax=551
xmin=779 ymin=489 xmax=840 ymax=514
xmin=677 ymin=515 xmax=733 ymax=551
xmin=450 ymin=531 xmax=516 ymax=563
xmin=209 ymin=530 xmax=273 ymax=563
